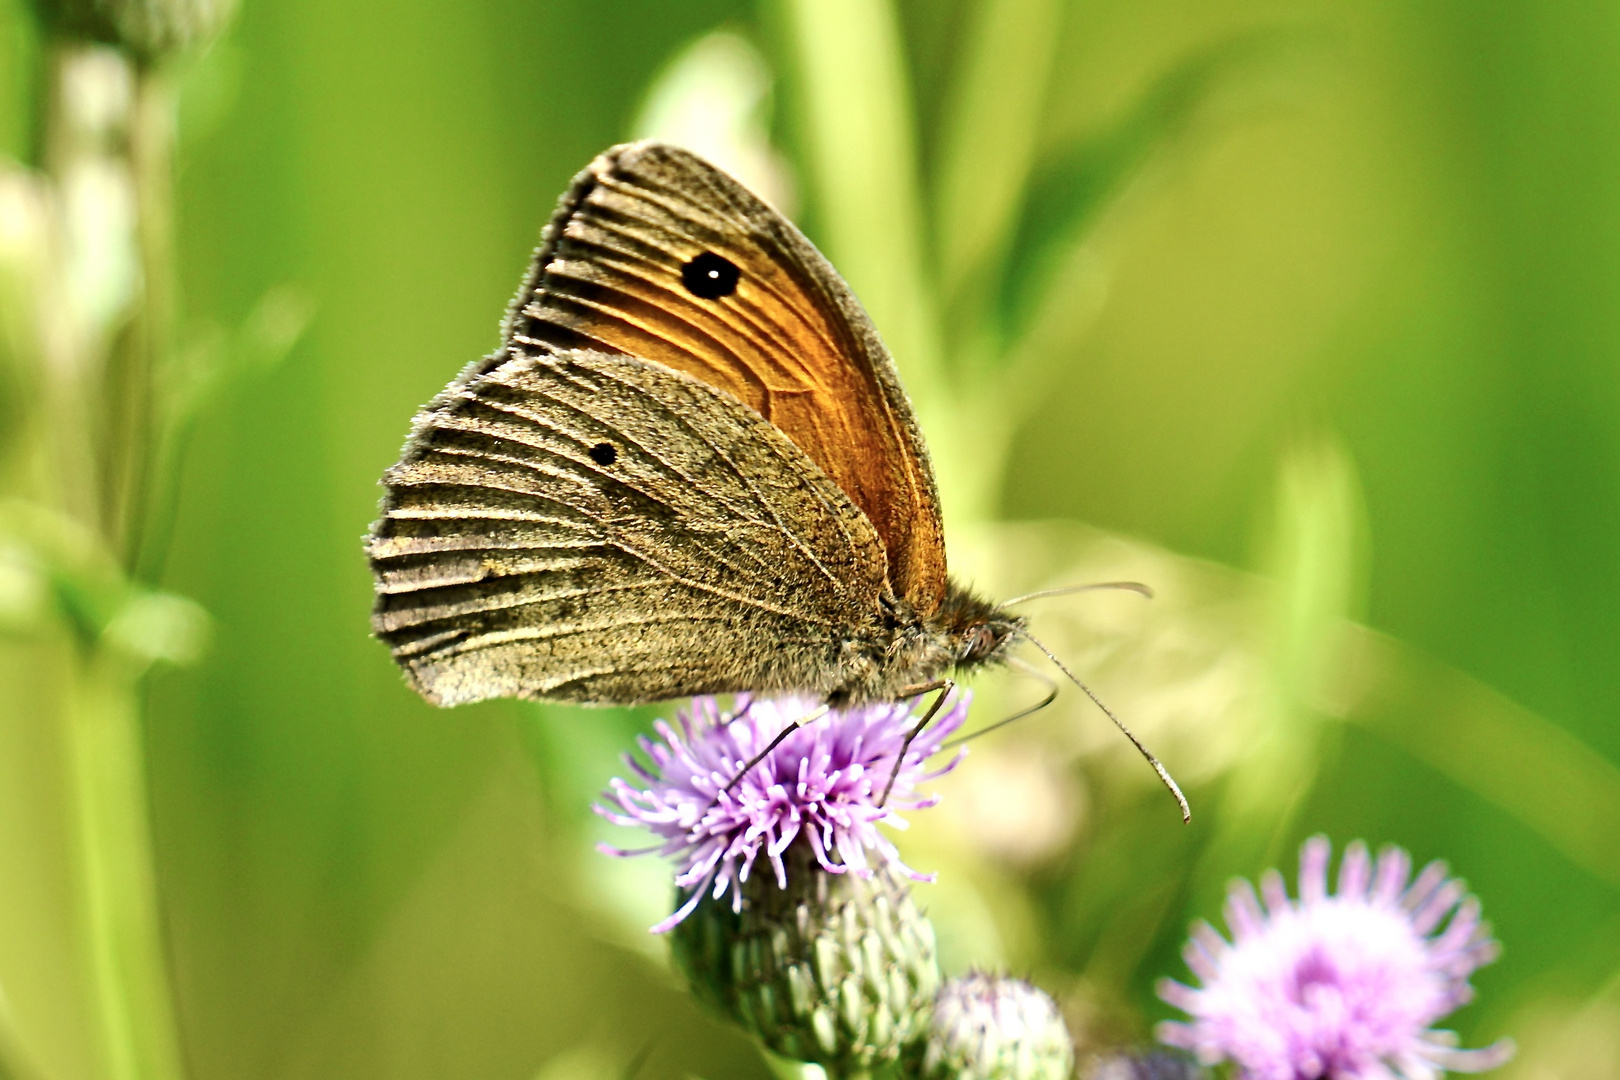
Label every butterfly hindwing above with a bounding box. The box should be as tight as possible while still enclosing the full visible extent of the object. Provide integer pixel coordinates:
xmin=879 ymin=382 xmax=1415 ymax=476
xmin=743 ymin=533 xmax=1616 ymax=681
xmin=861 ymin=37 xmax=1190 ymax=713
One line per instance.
xmin=368 ymin=348 xmax=888 ymax=706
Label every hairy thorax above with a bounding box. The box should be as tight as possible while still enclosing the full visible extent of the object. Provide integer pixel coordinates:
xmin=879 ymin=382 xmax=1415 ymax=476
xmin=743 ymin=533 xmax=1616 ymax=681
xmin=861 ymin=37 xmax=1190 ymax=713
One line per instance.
xmin=818 ymin=579 xmax=1026 ymax=705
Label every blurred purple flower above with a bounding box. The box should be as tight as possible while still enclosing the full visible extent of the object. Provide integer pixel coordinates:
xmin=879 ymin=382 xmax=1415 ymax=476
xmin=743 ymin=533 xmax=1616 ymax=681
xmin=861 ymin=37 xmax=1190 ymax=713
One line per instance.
xmin=1157 ymin=836 xmax=1513 ymax=1080
xmin=598 ymin=691 xmax=968 ymax=933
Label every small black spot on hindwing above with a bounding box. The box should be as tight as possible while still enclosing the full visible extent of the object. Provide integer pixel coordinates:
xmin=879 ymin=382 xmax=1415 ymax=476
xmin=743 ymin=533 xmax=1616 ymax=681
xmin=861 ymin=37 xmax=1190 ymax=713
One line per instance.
xmin=589 ymin=442 xmax=618 ymax=466
xmin=681 ymin=252 xmax=740 ymax=299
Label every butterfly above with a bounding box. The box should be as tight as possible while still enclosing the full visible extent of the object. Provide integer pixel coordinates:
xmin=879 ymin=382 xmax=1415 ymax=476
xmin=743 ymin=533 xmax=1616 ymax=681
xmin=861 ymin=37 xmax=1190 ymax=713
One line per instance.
xmin=365 ymin=142 xmax=1186 ymax=815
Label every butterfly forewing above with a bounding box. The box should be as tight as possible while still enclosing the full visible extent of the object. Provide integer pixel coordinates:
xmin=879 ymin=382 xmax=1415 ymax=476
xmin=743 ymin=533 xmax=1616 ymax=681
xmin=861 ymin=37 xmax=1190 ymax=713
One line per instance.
xmin=505 ymin=142 xmax=946 ymax=612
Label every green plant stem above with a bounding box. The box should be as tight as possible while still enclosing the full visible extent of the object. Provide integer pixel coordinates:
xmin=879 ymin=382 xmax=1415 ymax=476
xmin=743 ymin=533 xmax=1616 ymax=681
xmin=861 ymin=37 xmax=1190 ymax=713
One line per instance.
xmin=109 ymin=65 xmax=175 ymax=569
xmin=65 ymin=650 xmax=185 ymax=1080
xmin=35 ymin=41 xmax=188 ymax=1080
xmin=36 ymin=43 xmax=107 ymax=535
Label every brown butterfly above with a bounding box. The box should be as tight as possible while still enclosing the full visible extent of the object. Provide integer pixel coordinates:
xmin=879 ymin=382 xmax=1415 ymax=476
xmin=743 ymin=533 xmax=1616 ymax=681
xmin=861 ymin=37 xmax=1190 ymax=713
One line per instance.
xmin=366 ymin=142 xmax=1185 ymax=814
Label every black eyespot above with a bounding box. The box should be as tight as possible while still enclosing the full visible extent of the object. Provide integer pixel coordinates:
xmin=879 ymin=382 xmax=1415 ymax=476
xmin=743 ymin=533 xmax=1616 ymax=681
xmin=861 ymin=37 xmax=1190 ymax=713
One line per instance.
xmin=681 ymin=252 xmax=740 ymax=299
xmin=589 ymin=442 xmax=617 ymax=466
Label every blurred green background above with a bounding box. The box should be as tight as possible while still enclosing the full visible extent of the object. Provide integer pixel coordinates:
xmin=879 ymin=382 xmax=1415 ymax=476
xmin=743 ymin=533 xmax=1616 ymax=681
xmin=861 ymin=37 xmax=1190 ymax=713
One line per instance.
xmin=2 ymin=0 xmax=1619 ymax=1078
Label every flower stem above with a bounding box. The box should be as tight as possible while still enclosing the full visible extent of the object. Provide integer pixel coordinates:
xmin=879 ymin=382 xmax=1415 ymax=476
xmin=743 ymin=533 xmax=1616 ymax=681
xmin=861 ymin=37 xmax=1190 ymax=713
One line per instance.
xmin=33 ymin=40 xmax=188 ymax=1080
xmin=107 ymin=63 xmax=175 ymax=568
xmin=65 ymin=650 xmax=185 ymax=1080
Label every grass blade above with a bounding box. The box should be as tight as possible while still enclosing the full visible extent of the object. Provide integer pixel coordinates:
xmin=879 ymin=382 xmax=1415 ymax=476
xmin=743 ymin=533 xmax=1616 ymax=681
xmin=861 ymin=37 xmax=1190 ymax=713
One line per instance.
xmin=772 ymin=0 xmax=941 ymax=398
xmin=933 ymin=0 xmax=1063 ymax=310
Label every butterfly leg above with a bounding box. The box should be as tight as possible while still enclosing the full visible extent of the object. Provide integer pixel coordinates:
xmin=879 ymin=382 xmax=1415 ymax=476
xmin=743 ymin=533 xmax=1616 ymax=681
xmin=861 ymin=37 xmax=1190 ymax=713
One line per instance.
xmin=878 ymin=680 xmax=955 ymax=807
xmin=722 ymin=703 xmax=832 ymax=793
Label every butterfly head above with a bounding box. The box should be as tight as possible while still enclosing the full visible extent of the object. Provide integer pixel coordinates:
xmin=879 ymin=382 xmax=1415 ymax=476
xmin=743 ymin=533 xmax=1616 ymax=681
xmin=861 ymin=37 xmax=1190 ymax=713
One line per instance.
xmin=935 ymin=582 xmax=1026 ymax=671
xmin=956 ymin=616 xmax=1021 ymax=666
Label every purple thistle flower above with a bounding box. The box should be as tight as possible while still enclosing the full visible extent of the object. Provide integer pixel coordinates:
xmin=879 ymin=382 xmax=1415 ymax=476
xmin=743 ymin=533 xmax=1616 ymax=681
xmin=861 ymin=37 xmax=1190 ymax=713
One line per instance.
xmin=1157 ymin=836 xmax=1514 ymax=1080
xmin=597 ymin=691 xmax=969 ymax=933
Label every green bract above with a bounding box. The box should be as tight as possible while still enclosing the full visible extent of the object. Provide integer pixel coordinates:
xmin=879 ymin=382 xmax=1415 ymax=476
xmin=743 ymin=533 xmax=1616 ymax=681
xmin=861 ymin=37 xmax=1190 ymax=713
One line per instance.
xmin=921 ymin=972 xmax=1074 ymax=1080
xmin=671 ymin=845 xmax=941 ymax=1073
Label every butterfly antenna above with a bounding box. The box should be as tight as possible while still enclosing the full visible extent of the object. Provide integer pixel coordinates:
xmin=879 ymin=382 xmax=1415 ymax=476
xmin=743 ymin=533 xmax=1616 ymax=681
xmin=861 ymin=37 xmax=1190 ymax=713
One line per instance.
xmin=1018 ymin=630 xmax=1191 ymax=823
xmin=941 ymin=656 xmax=1059 ymax=749
xmin=994 ymin=581 xmax=1154 ymax=612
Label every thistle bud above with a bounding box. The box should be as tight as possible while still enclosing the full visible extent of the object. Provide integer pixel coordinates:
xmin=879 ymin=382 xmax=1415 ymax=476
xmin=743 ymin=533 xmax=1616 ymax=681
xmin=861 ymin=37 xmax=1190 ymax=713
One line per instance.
xmin=670 ymin=844 xmax=941 ymax=1072
xmin=921 ymin=972 xmax=1075 ymax=1080
xmin=28 ymin=0 xmax=237 ymax=59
